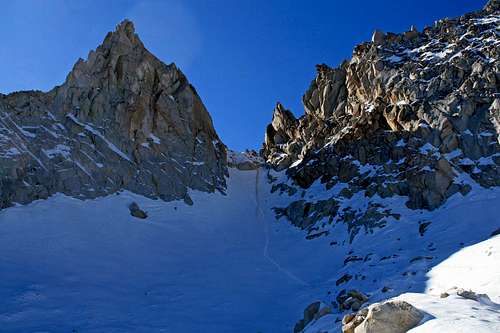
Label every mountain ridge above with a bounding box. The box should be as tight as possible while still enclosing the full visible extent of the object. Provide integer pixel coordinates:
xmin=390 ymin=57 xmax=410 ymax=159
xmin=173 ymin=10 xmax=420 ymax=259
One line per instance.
xmin=0 ymin=20 xmax=228 ymax=209
xmin=262 ymin=1 xmax=499 ymax=235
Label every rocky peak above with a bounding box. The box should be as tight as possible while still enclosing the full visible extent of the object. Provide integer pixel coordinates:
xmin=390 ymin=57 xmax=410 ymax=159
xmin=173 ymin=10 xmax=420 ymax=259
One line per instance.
xmin=263 ymin=3 xmax=499 ymax=217
xmin=114 ymin=19 xmax=137 ymax=42
xmin=66 ymin=20 xmax=144 ymax=88
xmin=98 ymin=19 xmax=143 ymax=56
xmin=0 ymin=20 xmax=227 ymax=209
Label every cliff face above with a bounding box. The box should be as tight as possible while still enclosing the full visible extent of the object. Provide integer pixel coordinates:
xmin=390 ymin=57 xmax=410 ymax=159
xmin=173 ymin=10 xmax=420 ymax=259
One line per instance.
xmin=0 ymin=20 xmax=227 ymax=208
xmin=263 ymin=2 xmax=499 ymax=212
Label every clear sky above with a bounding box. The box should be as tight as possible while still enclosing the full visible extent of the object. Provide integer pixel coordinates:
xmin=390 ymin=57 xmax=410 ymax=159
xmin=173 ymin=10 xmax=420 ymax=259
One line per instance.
xmin=0 ymin=0 xmax=486 ymax=150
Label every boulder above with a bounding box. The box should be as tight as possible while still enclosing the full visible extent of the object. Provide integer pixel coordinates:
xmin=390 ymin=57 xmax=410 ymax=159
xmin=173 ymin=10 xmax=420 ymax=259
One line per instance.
xmin=456 ymin=288 xmax=491 ymax=302
xmin=303 ymin=301 xmax=321 ymax=324
xmin=129 ymin=202 xmax=148 ymax=219
xmin=294 ymin=301 xmax=332 ymax=333
xmin=342 ymin=300 xmax=423 ymax=333
xmin=338 ymin=289 xmax=369 ymax=311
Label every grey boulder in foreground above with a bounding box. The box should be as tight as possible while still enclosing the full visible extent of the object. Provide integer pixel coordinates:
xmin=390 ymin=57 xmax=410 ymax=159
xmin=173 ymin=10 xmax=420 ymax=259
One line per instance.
xmin=342 ymin=300 xmax=423 ymax=333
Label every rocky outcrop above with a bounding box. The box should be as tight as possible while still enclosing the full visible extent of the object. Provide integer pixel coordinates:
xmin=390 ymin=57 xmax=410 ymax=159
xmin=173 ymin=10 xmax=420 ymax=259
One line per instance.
xmin=270 ymin=4 xmax=499 ymax=331
xmin=342 ymin=300 xmax=423 ymax=333
xmin=440 ymin=287 xmax=493 ymax=302
xmin=337 ymin=289 xmax=369 ymax=312
xmin=0 ymin=20 xmax=227 ymax=208
xmin=264 ymin=4 xmax=499 ymax=230
xmin=293 ymin=301 xmax=332 ymax=333
xmin=227 ymin=149 xmax=264 ymax=170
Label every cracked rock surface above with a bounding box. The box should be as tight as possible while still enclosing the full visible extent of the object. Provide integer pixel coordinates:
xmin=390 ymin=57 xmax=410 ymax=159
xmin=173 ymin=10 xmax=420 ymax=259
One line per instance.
xmin=0 ymin=20 xmax=227 ymax=208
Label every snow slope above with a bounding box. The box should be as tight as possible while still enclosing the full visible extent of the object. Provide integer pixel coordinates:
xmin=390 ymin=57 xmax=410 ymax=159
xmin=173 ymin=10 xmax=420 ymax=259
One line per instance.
xmin=304 ymin=236 xmax=500 ymax=333
xmin=0 ymin=167 xmax=499 ymax=333
xmin=426 ymin=235 xmax=500 ymax=303
xmin=0 ymin=169 xmax=339 ymax=333
xmin=272 ymin=167 xmax=499 ymax=333
xmin=403 ymin=235 xmax=500 ymax=332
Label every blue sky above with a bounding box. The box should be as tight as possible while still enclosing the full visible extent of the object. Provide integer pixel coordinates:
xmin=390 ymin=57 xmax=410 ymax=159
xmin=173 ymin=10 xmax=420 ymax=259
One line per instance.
xmin=0 ymin=0 xmax=485 ymax=150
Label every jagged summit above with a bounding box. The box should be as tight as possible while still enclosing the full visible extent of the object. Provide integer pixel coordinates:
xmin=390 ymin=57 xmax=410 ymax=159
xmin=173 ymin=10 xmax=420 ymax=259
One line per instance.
xmin=65 ymin=19 xmax=162 ymax=88
xmin=115 ymin=19 xmax=136 ymax=38
xmin=263 ymin=3 xmax=499 ymax=216
xmin=0 ymin=20 xmax=228 ymax=208
xmin=63 ymin=19 xmax=144 ymax=87
xmin=101 ymin=19 xmax=141 ymax=49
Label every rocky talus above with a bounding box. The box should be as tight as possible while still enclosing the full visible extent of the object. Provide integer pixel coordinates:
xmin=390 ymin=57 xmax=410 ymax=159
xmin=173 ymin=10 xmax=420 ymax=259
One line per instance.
xmin=0 ymin=20 xmax=227 ymax=208
xmin=264 ymin=2 xmax=499 ymax=238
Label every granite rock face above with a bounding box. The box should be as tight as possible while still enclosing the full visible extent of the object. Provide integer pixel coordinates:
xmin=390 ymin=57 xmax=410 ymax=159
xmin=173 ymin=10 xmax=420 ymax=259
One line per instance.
xmin=264 ymin=3 xmax=499 ymax=219
xmin=0 ymin=20 xmax=227 ymax=208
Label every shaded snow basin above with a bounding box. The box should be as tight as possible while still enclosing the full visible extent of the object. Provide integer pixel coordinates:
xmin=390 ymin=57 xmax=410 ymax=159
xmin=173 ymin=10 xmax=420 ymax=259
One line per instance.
xmin=0 ymin=169 xmax=338 ymax=333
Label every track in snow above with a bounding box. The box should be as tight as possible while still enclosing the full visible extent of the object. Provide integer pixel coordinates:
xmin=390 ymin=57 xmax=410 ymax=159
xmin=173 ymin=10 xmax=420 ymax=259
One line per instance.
xmin=255 ymin=168 xmax=311 ymax=288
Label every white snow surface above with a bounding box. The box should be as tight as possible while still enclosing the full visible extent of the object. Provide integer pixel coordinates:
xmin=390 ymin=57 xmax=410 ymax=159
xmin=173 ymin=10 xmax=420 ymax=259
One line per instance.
xmin=401 ymin=235 xmax=500 ymax=332
xmin=0 ymin=167 xmax=499 ymax=333
xmin=0 ymin=169 xmax=337 ymax=333
xmin=305 ymin=236 xmax=500 ymax=333
xmin=426 ymin=235 xmax=500 ymax=302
